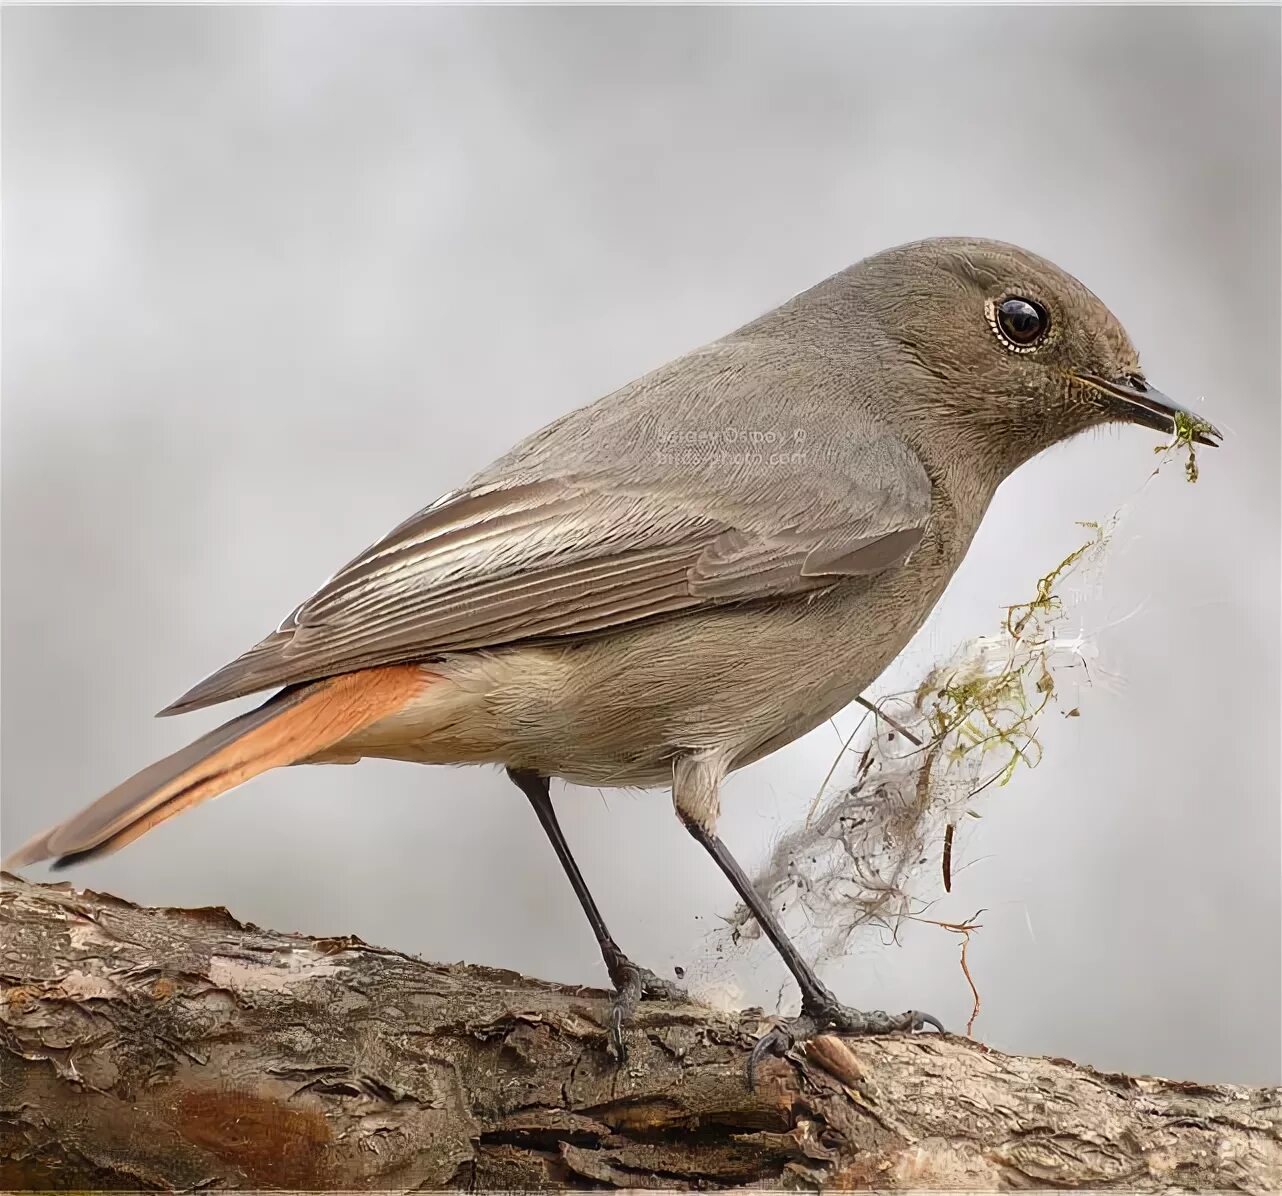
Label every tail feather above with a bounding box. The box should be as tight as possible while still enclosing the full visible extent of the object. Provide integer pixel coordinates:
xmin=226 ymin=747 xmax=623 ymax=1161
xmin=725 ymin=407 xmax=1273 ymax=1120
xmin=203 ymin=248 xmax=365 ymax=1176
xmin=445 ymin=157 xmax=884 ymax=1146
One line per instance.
xmin=3 ymin=665 xmax=429 ymax=870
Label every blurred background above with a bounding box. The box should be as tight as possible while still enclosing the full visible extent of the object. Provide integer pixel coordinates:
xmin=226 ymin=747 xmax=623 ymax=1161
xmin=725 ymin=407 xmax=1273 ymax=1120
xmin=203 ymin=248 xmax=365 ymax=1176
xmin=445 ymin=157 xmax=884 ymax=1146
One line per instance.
xmin=3 ymin=6 xmax=1278 ymax=1086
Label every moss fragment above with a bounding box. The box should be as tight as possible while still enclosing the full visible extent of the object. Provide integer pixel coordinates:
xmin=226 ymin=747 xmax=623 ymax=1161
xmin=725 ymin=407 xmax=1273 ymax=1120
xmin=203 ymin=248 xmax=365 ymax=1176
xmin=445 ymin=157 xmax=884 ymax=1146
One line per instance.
xmin=1154 ymin=409 xmax=1215 ymax=483
xmin=914 ymin=524 xmax=1109 ymax=792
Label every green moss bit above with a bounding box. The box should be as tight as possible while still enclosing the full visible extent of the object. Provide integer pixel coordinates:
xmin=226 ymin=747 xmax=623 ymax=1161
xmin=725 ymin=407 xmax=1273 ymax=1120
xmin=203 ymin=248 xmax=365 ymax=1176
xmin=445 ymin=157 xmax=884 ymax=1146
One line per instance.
xmin=1154 ymin=409 xmax=1215 ymax=483
xmin=914 ymin=526 xmax=1107 ymax=791
xmin=1004 ymin=536 xmax=1095 ymax=640
xmin=926 ymin=667 xmax=1046 ymax=787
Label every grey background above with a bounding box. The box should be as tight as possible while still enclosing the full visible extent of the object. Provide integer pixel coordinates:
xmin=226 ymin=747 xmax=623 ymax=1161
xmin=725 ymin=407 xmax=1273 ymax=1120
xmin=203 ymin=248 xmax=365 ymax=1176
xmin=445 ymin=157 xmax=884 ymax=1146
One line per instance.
xmin=3 ymin=6 xmax=1278 ymax=1086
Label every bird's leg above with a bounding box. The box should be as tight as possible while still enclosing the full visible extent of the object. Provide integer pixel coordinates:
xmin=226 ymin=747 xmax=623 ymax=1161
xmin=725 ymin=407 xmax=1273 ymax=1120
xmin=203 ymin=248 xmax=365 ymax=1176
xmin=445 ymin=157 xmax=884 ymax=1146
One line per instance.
xmin=680 ymin=815 xmax=943 ymax=1088
xmin=506 ymin=767 xmax=685 ymax=1058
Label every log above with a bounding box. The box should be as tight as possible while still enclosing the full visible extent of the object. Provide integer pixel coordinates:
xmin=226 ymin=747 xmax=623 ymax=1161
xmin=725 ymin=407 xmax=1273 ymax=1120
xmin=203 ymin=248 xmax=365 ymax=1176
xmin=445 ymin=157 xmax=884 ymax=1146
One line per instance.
xmin=1 ymin=873 xmax=1278 ymax=1191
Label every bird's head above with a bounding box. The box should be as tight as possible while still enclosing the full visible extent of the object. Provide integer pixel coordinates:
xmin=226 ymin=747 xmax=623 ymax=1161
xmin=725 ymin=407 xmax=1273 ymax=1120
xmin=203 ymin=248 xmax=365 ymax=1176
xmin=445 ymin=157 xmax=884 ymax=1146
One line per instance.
xmin=842 ymin=237 xmax=1221 ymax=475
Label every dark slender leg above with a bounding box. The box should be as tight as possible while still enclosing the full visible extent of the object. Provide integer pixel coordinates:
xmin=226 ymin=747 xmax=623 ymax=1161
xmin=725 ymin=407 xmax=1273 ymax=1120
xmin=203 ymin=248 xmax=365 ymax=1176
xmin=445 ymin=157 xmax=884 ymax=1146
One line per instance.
xmin=681 ymin=816 xmax=943 ymax=1087
xmin=507 ymin=767 xmax=684 ymax=1057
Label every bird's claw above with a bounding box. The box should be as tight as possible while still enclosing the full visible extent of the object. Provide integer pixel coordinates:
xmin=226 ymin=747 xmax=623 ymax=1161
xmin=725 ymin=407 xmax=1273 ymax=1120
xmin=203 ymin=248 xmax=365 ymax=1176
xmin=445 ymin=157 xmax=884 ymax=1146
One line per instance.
xmin=748 ymin=1019 xmax=798 ymax=1082
xmin=605 ymin=957 xmax=688 ymax=1062
xmin=745 ymin=998 xmax=944 ymax=1089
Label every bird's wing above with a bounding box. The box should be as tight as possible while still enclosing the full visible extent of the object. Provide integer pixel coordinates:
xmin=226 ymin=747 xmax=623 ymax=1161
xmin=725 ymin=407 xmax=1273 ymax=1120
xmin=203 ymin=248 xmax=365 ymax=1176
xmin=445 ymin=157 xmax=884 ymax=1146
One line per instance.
xmin=163 ymin=346 xmax=933 ymax=714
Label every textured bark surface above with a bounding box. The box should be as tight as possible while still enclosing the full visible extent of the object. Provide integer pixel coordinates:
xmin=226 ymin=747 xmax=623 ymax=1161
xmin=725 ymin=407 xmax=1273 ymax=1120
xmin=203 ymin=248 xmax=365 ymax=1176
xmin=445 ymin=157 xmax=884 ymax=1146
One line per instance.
xmin=1 ymin=873 xmax=1278 ymax=1192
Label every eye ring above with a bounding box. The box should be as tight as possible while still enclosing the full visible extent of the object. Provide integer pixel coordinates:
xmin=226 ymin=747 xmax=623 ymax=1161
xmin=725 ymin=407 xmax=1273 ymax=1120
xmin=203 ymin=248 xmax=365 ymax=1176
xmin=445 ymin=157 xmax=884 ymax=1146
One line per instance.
xmin=986 ymin=295 xmax=1051 ymax=353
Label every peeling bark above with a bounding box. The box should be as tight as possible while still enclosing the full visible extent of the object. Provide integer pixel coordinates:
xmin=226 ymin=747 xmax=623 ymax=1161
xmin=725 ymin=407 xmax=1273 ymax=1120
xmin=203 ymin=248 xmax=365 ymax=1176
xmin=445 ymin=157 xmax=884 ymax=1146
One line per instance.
xmin=1 ymin=873 xmax=1278 ymax=1191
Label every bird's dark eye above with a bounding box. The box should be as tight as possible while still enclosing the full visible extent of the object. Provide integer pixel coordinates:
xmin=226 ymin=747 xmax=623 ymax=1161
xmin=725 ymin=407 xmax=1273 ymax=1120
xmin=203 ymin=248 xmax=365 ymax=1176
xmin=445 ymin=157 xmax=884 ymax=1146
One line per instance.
xmin=992 ymin=296 xmax=1050 ymax=350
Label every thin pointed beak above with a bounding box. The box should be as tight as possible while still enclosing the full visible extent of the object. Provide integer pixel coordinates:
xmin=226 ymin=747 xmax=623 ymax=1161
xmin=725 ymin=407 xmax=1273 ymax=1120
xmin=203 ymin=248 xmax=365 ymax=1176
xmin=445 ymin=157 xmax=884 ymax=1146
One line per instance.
xmin=1074 ymin=373 xmax=1221 ymax=446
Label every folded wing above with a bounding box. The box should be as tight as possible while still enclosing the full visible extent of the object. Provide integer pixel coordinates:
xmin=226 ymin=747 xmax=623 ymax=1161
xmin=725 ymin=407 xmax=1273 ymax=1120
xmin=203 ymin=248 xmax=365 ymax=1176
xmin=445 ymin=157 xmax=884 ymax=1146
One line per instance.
xmin=164 ymin=351 xmax=934 ymax=714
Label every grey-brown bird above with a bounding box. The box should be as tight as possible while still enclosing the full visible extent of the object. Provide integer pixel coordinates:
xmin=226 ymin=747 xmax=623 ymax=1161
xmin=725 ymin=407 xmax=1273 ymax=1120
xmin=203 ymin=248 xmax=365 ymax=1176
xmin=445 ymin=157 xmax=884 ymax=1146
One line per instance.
xmin=6 ymin=237 xmax=1219 ymax=1077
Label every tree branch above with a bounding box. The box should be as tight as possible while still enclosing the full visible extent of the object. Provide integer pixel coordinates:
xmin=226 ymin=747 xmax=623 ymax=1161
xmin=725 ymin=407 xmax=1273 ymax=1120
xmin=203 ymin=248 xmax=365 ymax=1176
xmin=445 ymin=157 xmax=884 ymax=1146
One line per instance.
xmin=1 ymin=873 xmax=1277 ymax=1191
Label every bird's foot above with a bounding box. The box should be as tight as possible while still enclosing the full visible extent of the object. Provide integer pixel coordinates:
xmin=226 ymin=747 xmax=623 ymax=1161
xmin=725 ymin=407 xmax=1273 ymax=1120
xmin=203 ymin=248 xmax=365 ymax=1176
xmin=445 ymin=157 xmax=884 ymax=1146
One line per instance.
xmin=747 ymin=991 xmax=944 ymax=1089
xmin=604 ymin=950 xmax=687 ymax=1061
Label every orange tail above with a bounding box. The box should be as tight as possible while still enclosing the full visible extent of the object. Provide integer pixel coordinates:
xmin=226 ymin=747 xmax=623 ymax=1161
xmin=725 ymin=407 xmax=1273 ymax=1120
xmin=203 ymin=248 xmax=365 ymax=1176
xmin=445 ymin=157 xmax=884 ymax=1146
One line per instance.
xmin=3 ymin=665 xmax=428 ymax=870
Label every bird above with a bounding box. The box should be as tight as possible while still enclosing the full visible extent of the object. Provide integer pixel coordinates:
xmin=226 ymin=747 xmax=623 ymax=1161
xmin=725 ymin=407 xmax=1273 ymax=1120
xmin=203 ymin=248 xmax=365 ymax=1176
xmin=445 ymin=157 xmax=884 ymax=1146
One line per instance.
xmin=5 ymin=237 xmax=1219 ymax=1081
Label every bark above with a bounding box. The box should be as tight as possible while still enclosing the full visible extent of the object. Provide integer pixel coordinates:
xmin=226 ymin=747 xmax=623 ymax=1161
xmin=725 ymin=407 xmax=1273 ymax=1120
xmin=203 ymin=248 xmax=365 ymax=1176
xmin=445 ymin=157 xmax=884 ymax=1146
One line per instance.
xmin=1 ymin=873 xmax=1278 ymax=1192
